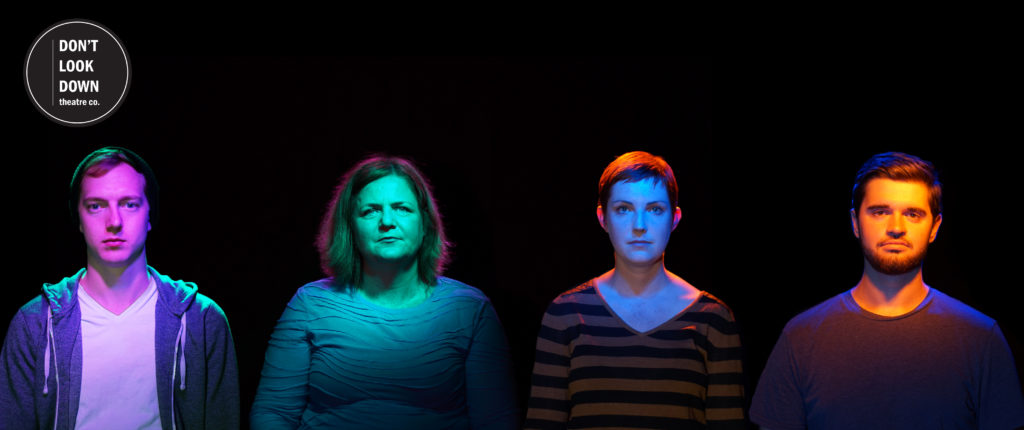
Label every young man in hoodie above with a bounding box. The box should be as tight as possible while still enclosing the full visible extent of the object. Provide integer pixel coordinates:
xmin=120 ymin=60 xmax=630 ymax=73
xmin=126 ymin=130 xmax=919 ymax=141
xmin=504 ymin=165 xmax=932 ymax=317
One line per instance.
xmin=0 ymin=147 xmax=239 ymax=429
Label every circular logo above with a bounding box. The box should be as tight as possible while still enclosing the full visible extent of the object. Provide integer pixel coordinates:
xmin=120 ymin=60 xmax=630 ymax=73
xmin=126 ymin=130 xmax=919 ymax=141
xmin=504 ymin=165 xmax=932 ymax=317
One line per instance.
xmin=24 ymin=19 xmax=131 ymax=127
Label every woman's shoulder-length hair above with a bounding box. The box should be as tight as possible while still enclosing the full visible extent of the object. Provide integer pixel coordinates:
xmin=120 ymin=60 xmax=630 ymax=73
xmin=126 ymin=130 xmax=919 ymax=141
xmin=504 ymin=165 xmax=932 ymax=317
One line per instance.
xmin=316 ymin=155 xmax=450 ymax=286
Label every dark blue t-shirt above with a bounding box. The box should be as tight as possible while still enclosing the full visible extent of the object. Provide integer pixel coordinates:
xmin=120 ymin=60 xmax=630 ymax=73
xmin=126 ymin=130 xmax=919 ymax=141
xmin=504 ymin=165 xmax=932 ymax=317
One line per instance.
xmin=751 ymin=288 xmax=1024 ymax=429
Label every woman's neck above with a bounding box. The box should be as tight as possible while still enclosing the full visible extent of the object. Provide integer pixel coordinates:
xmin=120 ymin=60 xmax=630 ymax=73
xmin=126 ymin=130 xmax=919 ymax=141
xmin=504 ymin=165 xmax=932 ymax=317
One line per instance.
xmin=359 ymin=260 xmax=430 ymax=308
xmin=602 ymin=255 xmax=672 ymax=297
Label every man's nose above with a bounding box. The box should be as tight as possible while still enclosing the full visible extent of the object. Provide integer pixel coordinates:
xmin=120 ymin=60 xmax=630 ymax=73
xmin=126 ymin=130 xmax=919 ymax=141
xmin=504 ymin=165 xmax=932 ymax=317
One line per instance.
xmin=887 ymin=214 xmax=906 ymax=238
xmin=106 ymin=207 xmax=123 ymax=231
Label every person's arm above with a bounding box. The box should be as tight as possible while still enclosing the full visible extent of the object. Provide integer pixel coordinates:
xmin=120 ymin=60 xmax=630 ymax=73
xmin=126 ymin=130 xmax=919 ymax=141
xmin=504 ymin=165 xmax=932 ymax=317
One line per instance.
xmin=250 ymin=290 xmax=313 ymax=430
xmin=202 ymin=300 xmax=240 ymax=429
xmin=0 ymin=309 xmax=41 ymax=430
xmin=978 ymin=323 xmax=1024 ymax=429
xmin=703 ymin=305 xmax=746 ymax=429
xmin=523 ymin=304 xmax=571 ymax=430
xmin=749 ymin=329 xmax=807 ymax=430
xmin=465 ymin=300 xmax=518 ymax=429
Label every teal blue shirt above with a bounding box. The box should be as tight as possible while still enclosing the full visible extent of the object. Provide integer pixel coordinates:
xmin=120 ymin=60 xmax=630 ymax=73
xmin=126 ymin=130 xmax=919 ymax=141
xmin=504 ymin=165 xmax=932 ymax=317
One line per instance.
xmin=251 ymin=277 xmax=518 ymax=429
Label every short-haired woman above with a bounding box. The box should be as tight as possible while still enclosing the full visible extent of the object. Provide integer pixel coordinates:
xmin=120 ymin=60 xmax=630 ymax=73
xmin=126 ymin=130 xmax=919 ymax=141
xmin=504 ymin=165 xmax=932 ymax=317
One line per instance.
xmin=525 ymin=151 xmax=745 ymax=429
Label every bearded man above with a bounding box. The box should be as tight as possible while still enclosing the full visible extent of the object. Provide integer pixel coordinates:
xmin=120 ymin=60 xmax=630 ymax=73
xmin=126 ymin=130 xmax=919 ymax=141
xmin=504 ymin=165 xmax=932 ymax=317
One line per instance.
xmin=750 ymin=152 xmax=1024 ymax=429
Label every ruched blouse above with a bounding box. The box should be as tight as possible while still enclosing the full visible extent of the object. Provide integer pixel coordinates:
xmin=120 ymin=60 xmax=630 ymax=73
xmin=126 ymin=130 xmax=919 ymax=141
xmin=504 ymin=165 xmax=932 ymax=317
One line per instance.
xmin=251 ymin=277 xmax=518 ymax=429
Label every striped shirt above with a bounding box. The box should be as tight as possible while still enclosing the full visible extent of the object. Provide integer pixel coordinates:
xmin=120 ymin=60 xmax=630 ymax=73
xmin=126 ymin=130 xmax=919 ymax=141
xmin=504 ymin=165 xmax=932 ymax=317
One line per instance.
xmin=525 ymin=281 xmax=745 ymax=429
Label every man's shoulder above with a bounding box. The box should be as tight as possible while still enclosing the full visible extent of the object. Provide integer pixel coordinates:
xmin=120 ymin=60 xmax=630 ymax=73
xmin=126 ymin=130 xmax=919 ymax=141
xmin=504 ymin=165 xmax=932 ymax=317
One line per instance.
xmin=926 ymin=288 xmax=997 ymax=329
xmin=13 ymin=294 xmax=47 ymax=315
xmin=10 ymin=270 xmax=83 ymax=320
xmin=190 ymin=291 xmax=227 ymax=316
xmin=4 ymin=280 xmax=75 ymax=337
xmin=781 ymin=292 xmax=850 ymax=333
xmin=147 ymin=267 xmax=227 ymax=322
xmin=6 ymin=295 xmax=49 ymax=332
xmin=149 ymin=267 xmax=198 ymax=295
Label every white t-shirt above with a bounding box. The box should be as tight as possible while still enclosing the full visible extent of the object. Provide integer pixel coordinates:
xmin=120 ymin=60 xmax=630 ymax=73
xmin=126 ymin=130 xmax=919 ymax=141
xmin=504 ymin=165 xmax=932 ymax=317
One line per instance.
xmin=75 ymin=276 xmax=161 ymax=430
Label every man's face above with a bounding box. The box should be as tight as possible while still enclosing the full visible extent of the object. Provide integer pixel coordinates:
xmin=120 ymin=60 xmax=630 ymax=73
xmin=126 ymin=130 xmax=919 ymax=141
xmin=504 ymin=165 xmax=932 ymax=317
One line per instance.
xmin=353 ymin=174 xmax=424 ymax=265
xmin=79 ymin=163 xmax=150 ymax=269
xmin=597 ymin=177 xmax=681 ymax=266
xmin=852 ymin=178 xmax=941 ymax=275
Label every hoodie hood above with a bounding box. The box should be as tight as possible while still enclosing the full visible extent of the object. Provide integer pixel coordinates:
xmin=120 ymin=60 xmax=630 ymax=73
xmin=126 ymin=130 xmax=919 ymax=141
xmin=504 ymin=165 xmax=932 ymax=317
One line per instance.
xmin=41 ymin=266 xmax=198 ymax=318
xmin=150 ymin=267 xmax=199 ymax=318
xmin=40 ymin=269 xmax=83 ymax=319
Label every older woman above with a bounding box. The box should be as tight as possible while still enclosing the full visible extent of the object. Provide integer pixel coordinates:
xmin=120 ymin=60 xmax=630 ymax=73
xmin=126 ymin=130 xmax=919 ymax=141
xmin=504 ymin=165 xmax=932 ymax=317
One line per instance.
xmin=525 ymin=151 xmax=745 ymax=429
xmin=251 ymin=155 xmax=517 ymax=429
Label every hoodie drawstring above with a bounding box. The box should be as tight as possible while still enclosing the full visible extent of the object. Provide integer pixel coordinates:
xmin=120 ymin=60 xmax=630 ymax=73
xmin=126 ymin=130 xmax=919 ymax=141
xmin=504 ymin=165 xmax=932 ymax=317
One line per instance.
xmin=44 ymin=305 xmax=60 ymax=430
xmin=175 ymin=314 xmax=186 ymax=389
xmin=170 ymin=313 xmax=186 ymax=430
xmin=43 ymin=306 xmax=52 ymax=395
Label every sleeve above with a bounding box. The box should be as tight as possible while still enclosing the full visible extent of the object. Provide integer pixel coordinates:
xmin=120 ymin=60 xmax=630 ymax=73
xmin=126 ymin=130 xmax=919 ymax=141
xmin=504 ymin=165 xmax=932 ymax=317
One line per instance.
xmin=523 ymin=303 xmax=571 ymax=430
xmin=203 ymin=300 xmax=240 ymax=429
xmin=465 ymin=300 xmax=519 ymax=429
xmin=703 ymin=307 xmax=746 ymax=429
xmin=0 ymin=310 xmax=40 ymax=430
xmin=749 ymin=329 xmax=807 ymax=430
xmin=978 ymin=323 xmax=1024 ymax=430
xmin=250 ymin=291 xmax=313 ymax=430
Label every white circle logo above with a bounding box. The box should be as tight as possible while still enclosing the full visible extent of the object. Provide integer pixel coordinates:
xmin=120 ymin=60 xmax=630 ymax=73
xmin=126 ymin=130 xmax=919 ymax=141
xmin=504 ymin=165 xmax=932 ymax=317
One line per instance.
xmin=24 ymin=19 xmax=131 ymax=127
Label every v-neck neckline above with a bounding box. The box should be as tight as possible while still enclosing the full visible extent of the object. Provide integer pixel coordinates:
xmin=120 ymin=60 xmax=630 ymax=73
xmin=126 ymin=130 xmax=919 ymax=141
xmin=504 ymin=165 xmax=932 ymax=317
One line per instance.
xmin=78 ymin=277 xmax=157 ymax=319
xmin=591 ymin=280 xmax=703 ymax=336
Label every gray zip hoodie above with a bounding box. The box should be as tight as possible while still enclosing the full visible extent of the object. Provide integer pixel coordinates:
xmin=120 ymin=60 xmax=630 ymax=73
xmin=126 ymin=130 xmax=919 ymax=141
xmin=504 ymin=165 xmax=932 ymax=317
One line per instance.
xmin=0 ymin=266 xmax=239 ymax=429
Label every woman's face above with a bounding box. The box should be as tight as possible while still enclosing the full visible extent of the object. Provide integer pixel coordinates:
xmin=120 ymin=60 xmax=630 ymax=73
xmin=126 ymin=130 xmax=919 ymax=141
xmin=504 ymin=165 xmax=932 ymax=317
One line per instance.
xmin=353 ymin=174 xmax=424 ymax=265
xmin=598 ymin=177 xmax=681 ymax=267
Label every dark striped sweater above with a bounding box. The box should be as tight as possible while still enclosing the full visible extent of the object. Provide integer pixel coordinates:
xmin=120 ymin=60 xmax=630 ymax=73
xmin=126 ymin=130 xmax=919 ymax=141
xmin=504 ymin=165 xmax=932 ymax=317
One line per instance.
xmin=525 ymin=281 xmax=745 ymax=429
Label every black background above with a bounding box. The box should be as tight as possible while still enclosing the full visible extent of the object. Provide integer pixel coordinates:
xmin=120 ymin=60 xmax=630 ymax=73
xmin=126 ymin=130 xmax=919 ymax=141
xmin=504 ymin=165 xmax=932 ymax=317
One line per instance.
xmin=8 ymin=16 xmax=1023 ymax=429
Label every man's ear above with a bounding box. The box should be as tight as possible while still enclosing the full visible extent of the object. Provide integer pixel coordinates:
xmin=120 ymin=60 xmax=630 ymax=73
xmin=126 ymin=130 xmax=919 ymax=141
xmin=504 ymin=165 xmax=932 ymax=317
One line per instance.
xmin=929 ymin=214 xmax=942 ymax=243
xmin=850 ymin=208 xmax=860 ymax=239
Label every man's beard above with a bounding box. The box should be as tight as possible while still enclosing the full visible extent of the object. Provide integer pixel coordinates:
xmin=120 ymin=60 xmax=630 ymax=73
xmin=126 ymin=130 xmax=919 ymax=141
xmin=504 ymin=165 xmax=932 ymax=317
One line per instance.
xmin=863 ymin=242 xmax=928 ymax=275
